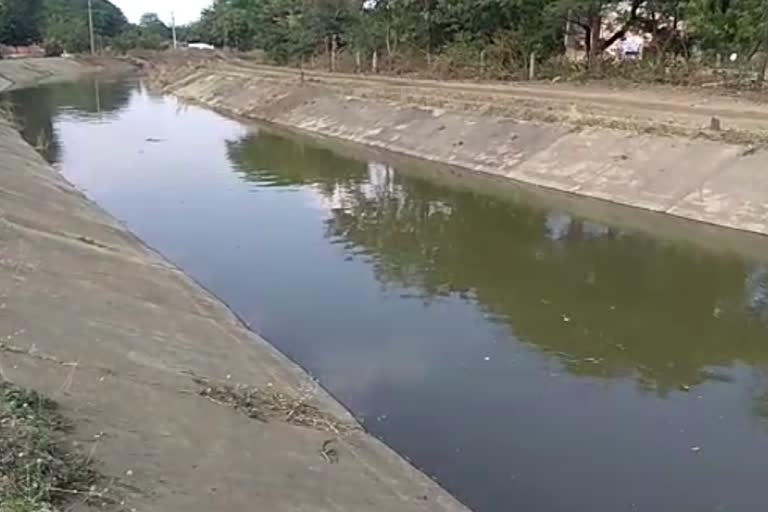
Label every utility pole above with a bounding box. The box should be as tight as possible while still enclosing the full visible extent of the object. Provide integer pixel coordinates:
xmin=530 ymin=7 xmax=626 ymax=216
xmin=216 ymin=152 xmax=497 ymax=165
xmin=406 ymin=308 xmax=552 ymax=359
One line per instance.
xmin=88 ymin=0 xmax=95 ymax=55
xmin=759 ymin=0 xmax=768 ymax=86
xmin=171 ymin=12 xmax=178 ymax=49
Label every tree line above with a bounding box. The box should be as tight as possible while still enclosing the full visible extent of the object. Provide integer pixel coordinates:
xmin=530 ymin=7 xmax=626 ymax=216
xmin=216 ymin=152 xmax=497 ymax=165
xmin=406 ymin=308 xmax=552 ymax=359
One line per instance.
xmin=2 ymin=0 xmax=768 ymax=80
xmin=188 ymin=0 xmax=768 ymax=78
xmin=0 ymin=0 xmax=175 ymax=54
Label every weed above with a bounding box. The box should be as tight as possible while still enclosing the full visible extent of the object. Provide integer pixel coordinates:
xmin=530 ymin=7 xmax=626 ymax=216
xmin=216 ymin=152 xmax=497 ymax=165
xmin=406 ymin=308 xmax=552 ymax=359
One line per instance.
xmin=0 ymin=382 xmax=103 ymax=511
xmin=33 ymin=132 xmax=50 ymax=157
xmin=0 ymin=100 xmax=17 ymax=128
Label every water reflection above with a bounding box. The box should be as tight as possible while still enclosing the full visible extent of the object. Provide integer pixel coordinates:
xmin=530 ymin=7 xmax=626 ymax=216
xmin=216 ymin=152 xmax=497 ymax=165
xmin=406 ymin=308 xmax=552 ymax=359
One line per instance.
xmin=5 ymin=79 xmax=133 ymax=163
xmin=228 ymin=131 xmax=768 ymax=394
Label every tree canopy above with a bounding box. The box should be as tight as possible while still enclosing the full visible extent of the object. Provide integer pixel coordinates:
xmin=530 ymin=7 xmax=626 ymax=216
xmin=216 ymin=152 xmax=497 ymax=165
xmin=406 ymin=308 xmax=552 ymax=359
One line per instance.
xmin=187 ymin=0 xmax=768 ymax=75
xmin=0 ymin=0 xmax=127 ymax=50
xmin=0 ymin=0 xmax=44 ymax=46
xmin=2 ymin=0 xmax=768 ymax=79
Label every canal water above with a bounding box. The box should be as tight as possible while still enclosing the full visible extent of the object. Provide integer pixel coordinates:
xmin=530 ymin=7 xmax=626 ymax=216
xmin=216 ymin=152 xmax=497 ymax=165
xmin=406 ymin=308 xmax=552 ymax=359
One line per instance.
xmin=5 ymin=79 xmax=768 ymax=512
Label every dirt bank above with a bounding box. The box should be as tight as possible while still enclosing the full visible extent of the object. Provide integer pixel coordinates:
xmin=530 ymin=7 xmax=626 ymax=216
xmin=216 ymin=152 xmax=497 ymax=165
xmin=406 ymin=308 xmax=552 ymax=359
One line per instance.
xmin=155 ymin=61 xmax=768 ymax=237
xmin=0 ymin=63 xmax=468 ymax=511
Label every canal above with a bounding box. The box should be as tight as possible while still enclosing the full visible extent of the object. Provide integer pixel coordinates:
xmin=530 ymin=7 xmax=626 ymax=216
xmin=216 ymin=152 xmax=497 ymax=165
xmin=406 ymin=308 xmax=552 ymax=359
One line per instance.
xmin=5 ymin=78 xmax=768 ymax=512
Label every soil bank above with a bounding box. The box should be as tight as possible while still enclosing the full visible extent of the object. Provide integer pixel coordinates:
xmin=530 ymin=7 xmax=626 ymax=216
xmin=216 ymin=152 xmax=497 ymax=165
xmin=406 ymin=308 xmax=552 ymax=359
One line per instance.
xmin=0 ymin=60 xmax=468 ymax=511
xmin=155 ymin=61 xmax=768 ymax=237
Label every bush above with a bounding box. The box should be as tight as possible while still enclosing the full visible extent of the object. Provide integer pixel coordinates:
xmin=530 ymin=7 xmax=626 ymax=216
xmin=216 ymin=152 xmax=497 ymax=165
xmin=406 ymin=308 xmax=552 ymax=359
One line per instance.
xmin=431 ymin=38 xmax=485 ymax=79
xmin=43 ymin=39 xmax=64 ymax=57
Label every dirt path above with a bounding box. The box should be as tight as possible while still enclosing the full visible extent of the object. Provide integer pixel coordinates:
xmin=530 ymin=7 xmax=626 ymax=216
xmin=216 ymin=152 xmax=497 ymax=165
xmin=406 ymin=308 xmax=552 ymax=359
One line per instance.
xmin=220 ymin=61 xmax=768 ymax=139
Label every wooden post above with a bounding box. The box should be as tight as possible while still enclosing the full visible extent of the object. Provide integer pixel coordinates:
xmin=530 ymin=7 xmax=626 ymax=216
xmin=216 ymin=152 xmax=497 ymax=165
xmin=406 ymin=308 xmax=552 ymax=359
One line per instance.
xmin=528 ymin=51 xmax=536 ymax=80
xmin=758 ymin=0 xmax=768 ymax=86
xmin=331 ymin=34 xmax=338 ymax=72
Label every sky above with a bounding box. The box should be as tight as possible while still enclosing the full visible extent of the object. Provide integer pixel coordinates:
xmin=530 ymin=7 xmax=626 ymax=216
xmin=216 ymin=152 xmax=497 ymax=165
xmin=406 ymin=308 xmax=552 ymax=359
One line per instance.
xmin=111 ymin=0 xmax=213 ymax=25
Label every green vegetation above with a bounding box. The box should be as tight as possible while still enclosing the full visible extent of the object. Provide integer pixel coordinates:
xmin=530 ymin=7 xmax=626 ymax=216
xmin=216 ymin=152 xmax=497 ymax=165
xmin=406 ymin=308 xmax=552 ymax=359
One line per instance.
xmin=0 ymin=382 xmax=101 ymax=512
xmin=112 ymin=12 xmax=172 ymax=51
xmin=0 ymin=1 xmax=171 ymax=53
xmin=0 ymin=0 xmax=44 ymax=47
xmin=0 ymin=0 xmax=126 ymax=52
xmin=44 ymin=0 xmax=127 ymax=53
xmin=189 ymin=0 xmax=768 ymax=80
xmin=1 ymin=0 xmax=768 ymax=81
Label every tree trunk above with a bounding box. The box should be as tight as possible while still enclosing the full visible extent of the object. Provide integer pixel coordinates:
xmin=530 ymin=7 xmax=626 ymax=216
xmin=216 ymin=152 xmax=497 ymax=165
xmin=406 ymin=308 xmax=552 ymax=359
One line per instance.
xmin=372 ymin=50 xmax=379 ymax=73
xmin=759 ymin=51 xmax=768 ymax=87
xmin=588 ymin=15 xmax=602 ymax=71
xmin=355 ymin=50 xmax=361 ymax=73
xmin=758 ymin=1 xmax=768 ymax=86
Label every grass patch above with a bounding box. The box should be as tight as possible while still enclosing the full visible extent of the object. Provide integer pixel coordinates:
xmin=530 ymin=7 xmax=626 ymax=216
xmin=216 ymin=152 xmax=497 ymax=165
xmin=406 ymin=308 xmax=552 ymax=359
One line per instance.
xmin=0 ymin=100 xmax=16 ymax=128
xmin=0 ymin=382 xmax=102 ymax=512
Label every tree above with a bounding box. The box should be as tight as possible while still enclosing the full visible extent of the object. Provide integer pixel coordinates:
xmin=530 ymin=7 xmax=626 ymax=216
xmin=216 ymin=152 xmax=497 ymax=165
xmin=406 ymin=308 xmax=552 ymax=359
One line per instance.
xmin=0 ymin=0 xmax=44 ymax=45
xmin=550 ymin=0 xmax=646 ymax=68
xmin=139 ymin=12 xmax=171 ymax=39
xmin=688 ymin=0 xmax=765 ymax=59
xmin=0 ymin=0 xmax=127 ymax=52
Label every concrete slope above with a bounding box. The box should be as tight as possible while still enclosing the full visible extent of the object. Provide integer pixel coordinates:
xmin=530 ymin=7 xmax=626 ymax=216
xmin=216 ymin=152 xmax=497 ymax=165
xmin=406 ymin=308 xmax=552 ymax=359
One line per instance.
xmin=159 ymin=64 xmax=768 ymax=238
xmin=0 ymin=67 xmax=469 ymax=511
xmin=0 ymin=57 xmax=89 ymax=90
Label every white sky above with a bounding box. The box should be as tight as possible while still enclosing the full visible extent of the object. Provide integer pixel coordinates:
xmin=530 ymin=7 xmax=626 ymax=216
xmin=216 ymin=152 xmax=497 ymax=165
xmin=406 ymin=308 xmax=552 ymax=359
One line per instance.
xmin=111 ymin=0 xmax=213 ymax=25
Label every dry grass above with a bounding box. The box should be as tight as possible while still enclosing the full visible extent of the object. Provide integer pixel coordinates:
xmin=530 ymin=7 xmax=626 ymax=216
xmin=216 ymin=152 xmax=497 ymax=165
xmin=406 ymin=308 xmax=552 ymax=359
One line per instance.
xmin=195 ymin=377 xmax=359 ymax=435
xmin=0 ymin=382 xmax=107 ymax=512
xmin=0 ymin=100 xmax=16 ymax=128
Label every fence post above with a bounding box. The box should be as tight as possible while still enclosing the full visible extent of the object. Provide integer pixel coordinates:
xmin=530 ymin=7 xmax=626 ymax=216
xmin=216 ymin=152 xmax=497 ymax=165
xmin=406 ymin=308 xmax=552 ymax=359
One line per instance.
xmin=331 ymin=34 xmax=338 ymax=72
xmin=528 ymin=51 xmax=536 ymax=80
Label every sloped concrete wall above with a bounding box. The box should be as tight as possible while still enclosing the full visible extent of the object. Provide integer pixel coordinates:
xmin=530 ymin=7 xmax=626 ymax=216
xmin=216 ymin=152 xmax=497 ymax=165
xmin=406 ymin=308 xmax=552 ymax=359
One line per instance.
xmin=165 ymin=68 xmax=768 ymax=237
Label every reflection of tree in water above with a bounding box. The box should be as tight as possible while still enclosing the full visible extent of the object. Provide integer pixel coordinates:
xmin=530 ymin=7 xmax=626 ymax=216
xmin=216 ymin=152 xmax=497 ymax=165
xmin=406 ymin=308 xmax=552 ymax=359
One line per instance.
xmin=227 ymin=131 xmax=768 ymax=394
xmin=226 ymin=131 xmax=367 ymax=195
xmin=750 ymin=367 xmax=768 ymax=423
xmin=745 ymin=265 xmax=768 ymax=321
xmin=5 ymin=79 xmax=133 ymax=163
xmin=50 ymin=79 xmax=133 ymax=117
xmin=6 ymin=86 xmax=61 ymax=163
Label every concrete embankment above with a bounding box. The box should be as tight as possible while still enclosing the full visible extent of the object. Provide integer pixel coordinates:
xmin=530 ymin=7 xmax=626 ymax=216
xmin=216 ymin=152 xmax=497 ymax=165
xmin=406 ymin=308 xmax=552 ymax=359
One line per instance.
xmin=0 ymin=56 xmax=136 ymax=90
xmin=0 ymin=61 xmax=468 ymax=511
xmin=157 ymin=63 xmax=768 ymax=237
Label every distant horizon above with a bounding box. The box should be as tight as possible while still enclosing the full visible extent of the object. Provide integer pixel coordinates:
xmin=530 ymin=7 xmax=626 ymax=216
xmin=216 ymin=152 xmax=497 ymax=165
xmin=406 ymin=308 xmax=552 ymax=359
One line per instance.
xmin=111 ymin=0 xmax=212 ymax=25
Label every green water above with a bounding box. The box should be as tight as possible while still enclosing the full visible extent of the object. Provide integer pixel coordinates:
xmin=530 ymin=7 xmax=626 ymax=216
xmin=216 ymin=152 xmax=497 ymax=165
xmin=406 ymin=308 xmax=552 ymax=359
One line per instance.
xmin=5 ymin=78 xmax=768 ymax=512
